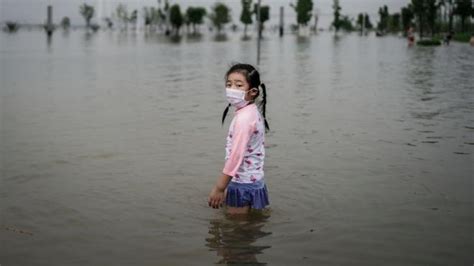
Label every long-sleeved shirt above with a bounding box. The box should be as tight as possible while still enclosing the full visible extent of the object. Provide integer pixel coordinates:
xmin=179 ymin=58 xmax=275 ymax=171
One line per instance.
xmin=223 ymin=103 xmax=265 ymax=183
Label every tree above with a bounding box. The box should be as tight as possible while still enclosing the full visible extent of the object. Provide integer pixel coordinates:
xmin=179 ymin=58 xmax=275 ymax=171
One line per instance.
xmin=291 ymin=0 xmax=313 ymax=27
xmin=357 ymin=13 xmax=364 ymax=33
xmin=454 ymin=0 xmax=473 ymax=32
xmin=240 ymin=0 xmax=253 ymax=37
xmin=447 ymin=0 xmax=454 ymax=31
xmin=186 ymin=7 xmax=206 ymax=34
xmin=365 ymin=14 xmax=373 ymax=29
xmin=209 ymin=2 xmax=231 ymax=34
xmin=412 ymin=0 xmax=426 ymax=38
xmin=253 ymin=3 xmax=270 ymax=38
xmin=143 ymin=7 xmax=160 ymax=27
xmin=115 ymin=4 xmax=129 ymax=29
xmin=129 ymin=9 xmax=138 ymax=24
xmin=356 ymin=13 xmax=373 ymax=33
xmin=163 ymin=0 xmax=171 ymax=34
xmin=425 ymin=0 xmax=439 ymax=36
xmin=339 ymin=15 xmax=354 ymax=31
xmin=169 ymin=4 xmax=183 ymax=35
xmin=155 ymin=0 xmax=168 ymax=32
xmin=377 ymin=5 xmax=389 ymax=32
xmin=401 ymin=5 xmax=414 ymax=33
xmin=390 ymin=13 xmax=401 ymax=32
xmin=61 ymin=17 xmax=70 ymax=29
xmin=79 ymin=3 xmax=94 ymax=28
xmin=104 ymin=17 xmax=113 ymax=29
xmin=332 ymin=0 xmax=342 ymax=33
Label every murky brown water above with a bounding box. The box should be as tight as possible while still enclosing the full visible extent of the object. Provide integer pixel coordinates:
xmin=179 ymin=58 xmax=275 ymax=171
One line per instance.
xmin=1 ymin=29 xmax=472 ymax=265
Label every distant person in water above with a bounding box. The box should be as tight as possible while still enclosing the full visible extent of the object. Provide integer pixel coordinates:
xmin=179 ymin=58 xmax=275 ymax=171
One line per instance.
xmin=208 ymin=63 xmax=270 ymax=215
xmin=470 ymin=34 xmax=474 ymax=46
xmin=407 ymin=26 xmax=415 ymax=46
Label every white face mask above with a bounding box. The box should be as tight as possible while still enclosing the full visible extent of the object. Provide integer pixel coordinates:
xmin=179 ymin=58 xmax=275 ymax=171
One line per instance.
xmin=226 ymin=88 xmax=249 ymax=108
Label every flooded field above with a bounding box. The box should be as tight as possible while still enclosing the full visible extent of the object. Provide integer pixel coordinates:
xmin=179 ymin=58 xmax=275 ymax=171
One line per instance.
xmin=1 ymin=29 xmax=472 ymax=265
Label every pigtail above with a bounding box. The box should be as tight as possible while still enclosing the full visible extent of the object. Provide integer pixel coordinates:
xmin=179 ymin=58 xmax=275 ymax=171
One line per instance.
xmin=221 ymin=103 xmax=231 ymax=126
xmin=260 ymin=83 xmax=270 ymax=132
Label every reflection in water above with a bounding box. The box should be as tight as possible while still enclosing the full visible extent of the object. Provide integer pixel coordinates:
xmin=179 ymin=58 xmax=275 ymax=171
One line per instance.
xmin=186 ymin=33 xmax=204 ymax=43
xmin=206 ymin=211 xmax=272 ymax=265
xmin=214 ymin=34 xmax=228 ymax=42
xmin=46 ymin=34 xmax=53 ymax=51
xmin=406 ymin=48 xmax=442 ymax=122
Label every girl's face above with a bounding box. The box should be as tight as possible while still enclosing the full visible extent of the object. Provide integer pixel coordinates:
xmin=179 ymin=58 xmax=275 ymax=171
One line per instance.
xmin=226 ymin=72 xmax=257 ymax=101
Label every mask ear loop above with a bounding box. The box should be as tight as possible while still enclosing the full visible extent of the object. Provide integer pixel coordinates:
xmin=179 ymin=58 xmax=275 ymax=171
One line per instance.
xmin=249 ymin=87 xmax=258 ymax=102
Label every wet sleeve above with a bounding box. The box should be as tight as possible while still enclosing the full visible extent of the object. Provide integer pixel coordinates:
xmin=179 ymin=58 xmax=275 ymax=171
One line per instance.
xmin=222 ymin=116 xmax=255 ymax=177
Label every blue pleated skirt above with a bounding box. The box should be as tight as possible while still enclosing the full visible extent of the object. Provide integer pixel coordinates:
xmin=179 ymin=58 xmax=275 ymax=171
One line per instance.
xmin=225 ymin=179 xmax=269 ymax=209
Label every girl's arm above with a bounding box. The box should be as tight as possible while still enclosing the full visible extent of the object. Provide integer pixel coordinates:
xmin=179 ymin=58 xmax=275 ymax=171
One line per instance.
xmin=208 ymin=173 xmax=232 ymax=208
xmin=222 ymin=116 xmax=255 ymax=177
xmin=208 ymin=115 xmax=255 ymax=209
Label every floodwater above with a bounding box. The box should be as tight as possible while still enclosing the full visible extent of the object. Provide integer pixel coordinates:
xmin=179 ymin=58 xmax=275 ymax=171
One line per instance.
xmin=0 ymin=29 xmax=472 ymax=265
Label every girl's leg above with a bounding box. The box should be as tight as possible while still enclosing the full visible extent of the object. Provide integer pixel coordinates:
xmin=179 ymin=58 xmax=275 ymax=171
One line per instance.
xmin=227 ymin=206 xmax=250 ymax=215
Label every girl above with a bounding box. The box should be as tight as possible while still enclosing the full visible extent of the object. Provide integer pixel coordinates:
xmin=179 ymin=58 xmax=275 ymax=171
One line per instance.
xmin=208 ymin=63 xmax=270 ymax=215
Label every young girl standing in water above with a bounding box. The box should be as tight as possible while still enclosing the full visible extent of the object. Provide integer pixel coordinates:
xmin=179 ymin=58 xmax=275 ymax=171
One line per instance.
xmin=208 ymin=63 xmax=270 ymax=214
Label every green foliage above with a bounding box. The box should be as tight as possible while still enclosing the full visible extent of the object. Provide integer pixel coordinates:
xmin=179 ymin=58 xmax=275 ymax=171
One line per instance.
xmin=79 ymin=3 xmax=95 ymax=28
xmin=240 ymin=0 xmax=253 ymax=25
xmin=169 ymin=4 xmax=183 ymax=34
xmin=357 ymin=13 xmax=364 ymax=29
xmin=143 ymin=7 xmax=161 ymax=26
xmin=417 ymin=38 xmax=442 ymax=45
xmin=291 ymin=0 xmax=313 ymax=26
xmin=253 ymin=4 xmax=270 ymax=24
xmin=186 ymin=7 xmax=207 ymax=33
xmin=332 ymin=0 xmax=342 ymax=32
xmin=454 ymin=0 xmax=473 ymax=32
xmin=452 ymin=32 xmax=471 ymax=42
xmin=425 ymin=0 xmax=438 ymax=35
xmin=411 ymin=0 xmax=426 ymax=37
xmin=399 ymin=0 xmax=472 ymax=35
xmin=209 ymin=2 xmax=231 ymax=33
xmin=115 ymin=4 xmax=129 ymax=25
xmin=356 ymin=13 xmax=373 ymax=32
xmin=401 ymin=5 xmax=414 ymax=32
xmin=104 ymin=17 xmax=113 ymax=28
xmin=365 ymin=14 xmax=373 ymax=29
xmin=4 ymin=21 xmax=19 ymax=32
xmin=129 ymin=10 xmax=137 ymax=23
xmin=390 ymin=13 xmax=401 ymax=32
xmin=61 ymin=17 xmax=70 ymax=29
xmin=186 ymin=7 xmax=206 ymax=25
xmin=377 ymin=5 xmax=389 ymax=32
xmin=339 ymin=15 xmax=354 ymax=31
xmin=240 ymin=0 xmax=252 ymax=36
xmin=253 ymin=3 xmax=269 ymax=37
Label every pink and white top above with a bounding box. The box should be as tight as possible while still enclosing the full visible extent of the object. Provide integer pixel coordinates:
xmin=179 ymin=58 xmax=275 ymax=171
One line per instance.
xmin=223 ymin=103 xmax=265 ymax=183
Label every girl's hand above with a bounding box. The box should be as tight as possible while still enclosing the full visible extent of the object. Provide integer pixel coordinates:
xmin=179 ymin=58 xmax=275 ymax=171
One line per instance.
xmin=208 ymin=186 xmax=225 ymax=209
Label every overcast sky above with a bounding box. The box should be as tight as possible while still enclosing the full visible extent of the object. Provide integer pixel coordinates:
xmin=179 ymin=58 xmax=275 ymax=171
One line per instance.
xmin=0 ymin=0 xmax=411 ymax=28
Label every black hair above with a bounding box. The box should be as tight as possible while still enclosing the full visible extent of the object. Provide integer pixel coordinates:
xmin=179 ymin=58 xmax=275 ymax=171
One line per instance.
xmin=221 ymin=63 xmax=270 ymax=132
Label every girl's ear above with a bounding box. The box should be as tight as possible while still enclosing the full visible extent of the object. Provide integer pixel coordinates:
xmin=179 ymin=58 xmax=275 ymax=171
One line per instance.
xmin=250 ymin=88 xmax=258 ymax=98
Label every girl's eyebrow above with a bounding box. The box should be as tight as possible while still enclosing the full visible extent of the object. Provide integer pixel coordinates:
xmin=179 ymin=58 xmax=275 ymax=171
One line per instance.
xmin=226 ymin=80 xmax=244 ymax=83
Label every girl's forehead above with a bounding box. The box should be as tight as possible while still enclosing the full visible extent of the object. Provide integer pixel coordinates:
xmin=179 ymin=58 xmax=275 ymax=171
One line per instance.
xmin=227 ymin=72 xmax=247 ymax=82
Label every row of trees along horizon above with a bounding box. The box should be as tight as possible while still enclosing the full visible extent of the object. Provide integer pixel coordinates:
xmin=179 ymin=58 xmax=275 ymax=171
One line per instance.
xmin=3 ymin=0 xmax=473 ymax=42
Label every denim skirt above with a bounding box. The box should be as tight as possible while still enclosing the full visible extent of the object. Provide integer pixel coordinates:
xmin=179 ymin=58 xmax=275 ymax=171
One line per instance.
xmin=225 ymin=179 xmax=269 ymax=209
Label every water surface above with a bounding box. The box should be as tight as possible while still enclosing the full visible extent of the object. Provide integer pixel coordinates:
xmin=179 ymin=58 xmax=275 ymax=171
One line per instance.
xmin=1 ymin=30 xmax=473 ymax=265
